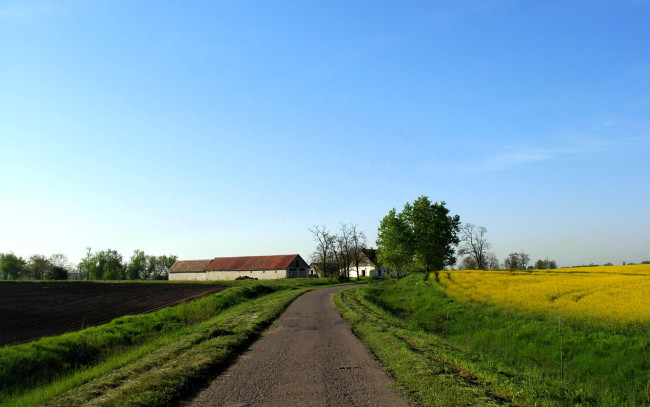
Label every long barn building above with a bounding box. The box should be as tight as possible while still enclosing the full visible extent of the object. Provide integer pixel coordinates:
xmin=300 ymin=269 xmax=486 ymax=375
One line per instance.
xmin=168 ymin=254 xmax=309 ymax=281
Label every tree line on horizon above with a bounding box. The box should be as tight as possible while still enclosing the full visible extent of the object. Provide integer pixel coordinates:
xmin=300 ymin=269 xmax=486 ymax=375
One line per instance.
xmin=0 ymin=249 xmax=177 ymax=281
xmin=311 ymin=196 xmax=577 ymax=279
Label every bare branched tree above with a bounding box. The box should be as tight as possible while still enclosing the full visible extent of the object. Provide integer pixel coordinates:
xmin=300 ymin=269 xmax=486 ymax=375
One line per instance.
xmin=486 ymin=252 xmax=500 ymax=270
xmin=504 ymin=251 xmax=530 ymax=270
xmin=309 ymin=225 xmax=336 ymax=278
xmin=458 ymin=223 xmax=491 ymax=270
xmin=311 ymin=223 xmax=369 ymax=281
xmin=336 ymin=224 xmax=354 ymax=281
xmin=348 ymin=224 xmax=367 ymax=280
xmin=519 ymin=252 xmax=530 ymax=269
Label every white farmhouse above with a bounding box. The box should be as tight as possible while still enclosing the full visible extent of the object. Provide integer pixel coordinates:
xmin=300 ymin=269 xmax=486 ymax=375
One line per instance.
xmin=348 ymin=248 xmax=391 ymax=278
xmin=168 ymin=254 xmax=309 ymax=281
xmin=310 ymin=248 xmax=391 ymax=279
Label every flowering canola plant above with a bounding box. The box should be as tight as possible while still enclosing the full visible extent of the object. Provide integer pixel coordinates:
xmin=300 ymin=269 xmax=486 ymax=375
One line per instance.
xmin=436 ymin=264 xmax=650 ymax=325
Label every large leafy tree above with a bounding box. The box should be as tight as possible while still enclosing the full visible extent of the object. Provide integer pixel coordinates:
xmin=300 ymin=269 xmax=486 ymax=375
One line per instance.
xmin=28 ymin=254 xmax=51 ymax=280
xmin=377 ymin=196 xmax=460 ymax=280
xmin=143 ymin=255 xmax=157 ymax=280
xmin=0 ymin=253 xmax=27 ymax=280
xmin=127 ymin=249 xmax=147 ymax=280
xmin=78 ymin=247 xmax=95 ymax=280
xmin=153 ymin=255 xmax=177 ymax=280
xmin=405 ymin=196 xmax=461 ymax=280
xmin=100 ymin=249 xmax=125 ymax=280
xmin=77 ymin=248 xmax=125 ymax=280
xmin=377 ymin=208 xmax=413 ymax=278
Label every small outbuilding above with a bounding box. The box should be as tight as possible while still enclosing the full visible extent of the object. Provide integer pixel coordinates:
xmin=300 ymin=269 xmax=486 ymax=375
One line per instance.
xmin=168 ymin=254 xmax=309 ymax=281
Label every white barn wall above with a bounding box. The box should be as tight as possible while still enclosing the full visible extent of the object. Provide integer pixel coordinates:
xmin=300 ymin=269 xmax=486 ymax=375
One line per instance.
xmin=206 ymin=269 xmax=288 ymax=280
xmin=169 ymin=272 xmax=207 ymax=281
xmin=348 ymin=266 xmax=375 ymax=278
xmin=169 ymin=269 xmax=309 ymax=281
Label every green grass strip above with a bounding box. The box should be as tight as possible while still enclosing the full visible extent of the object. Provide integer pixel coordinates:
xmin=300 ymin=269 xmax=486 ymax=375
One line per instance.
xmin=5 ymin=287 xmax=310 ymax=407
xmin=335 ymin=284 xmax=567 ymax=406
xmin=0 ymin=283 xmax=291 ymax=401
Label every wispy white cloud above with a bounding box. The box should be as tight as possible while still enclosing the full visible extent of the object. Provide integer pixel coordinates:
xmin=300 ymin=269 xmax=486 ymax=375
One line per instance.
xmin=459 ymin=123 xmax=650 ymax=172
xmin=0 ymin=3 xmax=67 ymax=18
xmin=461 ymin=146 xmax=574 ymax=172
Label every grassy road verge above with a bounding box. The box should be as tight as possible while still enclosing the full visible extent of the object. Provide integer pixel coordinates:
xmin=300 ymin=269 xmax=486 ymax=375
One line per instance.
xmin=334 ymin=276 xmax=650 ymax=406
xmin=1 ymin=280 xmax=333 ymax=406
xmin=334 ymin=284 xmax=524 ymax=407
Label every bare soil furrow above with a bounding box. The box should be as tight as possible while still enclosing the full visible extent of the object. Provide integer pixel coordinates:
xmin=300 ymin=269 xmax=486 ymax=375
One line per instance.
xmin=0 ymin=282 xmax=227 ymax=345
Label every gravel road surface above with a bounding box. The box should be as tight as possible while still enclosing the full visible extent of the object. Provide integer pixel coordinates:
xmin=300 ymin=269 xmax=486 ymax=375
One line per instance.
xmin=185 ymin=285 xmax=411 ymax=407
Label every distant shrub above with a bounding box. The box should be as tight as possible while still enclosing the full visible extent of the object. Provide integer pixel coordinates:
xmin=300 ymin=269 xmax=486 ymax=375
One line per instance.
xmin=45 ymin=266 xmax=68 ymax=280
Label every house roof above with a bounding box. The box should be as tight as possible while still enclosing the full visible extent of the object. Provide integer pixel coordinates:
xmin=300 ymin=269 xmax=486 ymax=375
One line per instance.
xmin=205 ymin=254 xmax=301 ymax=271
xmin=361 ymin=248 xmax=378 ymax=264
xmin=168 ymin=259 xmax=213 ymax=273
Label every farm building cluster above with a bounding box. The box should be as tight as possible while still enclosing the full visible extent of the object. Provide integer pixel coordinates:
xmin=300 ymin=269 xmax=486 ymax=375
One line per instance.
xmin=168 ymin=250 xmax=386 ymax=281
xmin=168 ymin=254 xmax=310 ymax=281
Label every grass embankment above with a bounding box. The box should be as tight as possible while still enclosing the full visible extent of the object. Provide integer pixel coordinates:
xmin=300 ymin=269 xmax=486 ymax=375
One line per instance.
xmin=334 ymin=274 xmax=650 ymax=406
xmin=1 ymin=279 xmax=333 ymax=406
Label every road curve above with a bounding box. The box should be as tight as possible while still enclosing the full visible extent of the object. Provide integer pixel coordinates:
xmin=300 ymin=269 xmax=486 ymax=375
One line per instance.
xmin=185 ymin=285 xmax=411 ymax=407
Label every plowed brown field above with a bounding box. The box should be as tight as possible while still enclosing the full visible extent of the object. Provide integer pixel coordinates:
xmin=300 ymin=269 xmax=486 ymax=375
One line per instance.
xmin=0 ymin=282 xmax=227 ymax=346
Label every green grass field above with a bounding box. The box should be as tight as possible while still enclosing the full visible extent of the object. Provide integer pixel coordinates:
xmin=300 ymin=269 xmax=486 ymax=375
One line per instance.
xmin=334 ymin=274 xmax=650 ymax=406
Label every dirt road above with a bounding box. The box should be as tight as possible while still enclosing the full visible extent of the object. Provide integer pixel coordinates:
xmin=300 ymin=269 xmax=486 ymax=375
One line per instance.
xmin=186 ymin=285 xmax=411 ymax=407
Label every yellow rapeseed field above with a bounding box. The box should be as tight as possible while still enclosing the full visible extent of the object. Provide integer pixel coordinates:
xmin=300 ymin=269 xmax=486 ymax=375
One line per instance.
xmin=437 ymin=264 xmax=650 ymax=324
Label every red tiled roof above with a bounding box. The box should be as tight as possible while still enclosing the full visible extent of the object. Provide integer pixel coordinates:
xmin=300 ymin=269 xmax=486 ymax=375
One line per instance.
xmin=168 ymin=259 xmax=213 ymax=273
xmin=205 ymin=255 xmax=301 ymax=271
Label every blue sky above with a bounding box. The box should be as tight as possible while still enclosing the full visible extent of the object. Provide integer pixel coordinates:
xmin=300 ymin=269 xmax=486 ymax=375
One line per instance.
xmin=1 ymin=1 xmax=649 ymax=267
